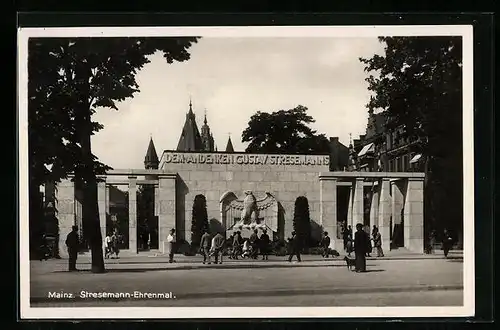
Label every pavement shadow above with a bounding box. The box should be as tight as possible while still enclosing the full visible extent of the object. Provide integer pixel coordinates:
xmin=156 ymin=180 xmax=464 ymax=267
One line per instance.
xmin=51 ymin=261 xmax=379 ymax=274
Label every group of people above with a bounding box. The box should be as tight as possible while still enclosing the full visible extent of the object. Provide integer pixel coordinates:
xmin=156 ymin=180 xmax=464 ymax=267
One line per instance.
xmin=103 ymin=229 xmax=123 ymax=259
xmin=342 ymin=224 xmax=385 ymax=259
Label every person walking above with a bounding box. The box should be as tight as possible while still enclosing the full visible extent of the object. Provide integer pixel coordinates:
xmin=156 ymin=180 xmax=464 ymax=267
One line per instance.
xmin=65 ymin=225 xmax=79 ymax=271
xmin=259 ymin=229 xmax=270 ymax=260
xmin=211 ymin=232 xmax=225 ymax=264
xmin=167 ymin=228 xmax=176 ymax=263
xmin=249 ymin=229 xmax=259 ymax=259
xmin=354 ymin=223 xmax=368 ymax=272
xmin=103 ymin=233 xmax=112 ymax=259
xmin=287 ymin=231 xmax=302 ymax=262
xmin=427 ymin=229 xmax=437 ymax=254
xmin=365 ymin=228 xmax=372 ymax=257
xmin=232 ymin=231 xmax=242 ymax=259
xmin=442 ymin=228 xmax=454 ymax=258
xmin=320 ymin=231 xmax=331 ymax=258
xmin=372 ymin=227 xmax=384 ymax=257
xmin=200 ymin=230 xmax=212 ymax=264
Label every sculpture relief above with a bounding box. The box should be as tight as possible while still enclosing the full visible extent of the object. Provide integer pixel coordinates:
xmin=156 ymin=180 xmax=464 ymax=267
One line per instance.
xmin=219 ymin=190 xmax=278 ymax=231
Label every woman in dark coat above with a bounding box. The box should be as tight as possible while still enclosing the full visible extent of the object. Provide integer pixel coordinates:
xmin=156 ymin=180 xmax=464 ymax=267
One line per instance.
xmin=354 ymin=223 xmax=368 ymax=272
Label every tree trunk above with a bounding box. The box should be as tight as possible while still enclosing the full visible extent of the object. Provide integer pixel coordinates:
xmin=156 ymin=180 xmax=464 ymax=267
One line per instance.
xmin=29 ymin=177 xmax=43 ymax=260
xmin=82 ymin=180 xmax=105 ymax=273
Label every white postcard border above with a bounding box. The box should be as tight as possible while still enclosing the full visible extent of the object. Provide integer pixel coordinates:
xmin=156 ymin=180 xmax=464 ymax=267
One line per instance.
xmin=17 ymin=25 xmax=475 ymax=319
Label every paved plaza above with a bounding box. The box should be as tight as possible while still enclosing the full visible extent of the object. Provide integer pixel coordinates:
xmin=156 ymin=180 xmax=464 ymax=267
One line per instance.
xmin=29 ymin=251 xmax=463 ymax=307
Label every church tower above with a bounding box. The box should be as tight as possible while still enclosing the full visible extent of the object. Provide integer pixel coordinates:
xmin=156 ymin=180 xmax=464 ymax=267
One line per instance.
xmin=176 ymin=100 xmax=204 ymax=151
xmin=200 ymin=110 xmax=215 ymax=152
xmin=144 ymin=137 xmax=159 ymax=170
xmin=144 ymin=136 xmax=159 ymax=180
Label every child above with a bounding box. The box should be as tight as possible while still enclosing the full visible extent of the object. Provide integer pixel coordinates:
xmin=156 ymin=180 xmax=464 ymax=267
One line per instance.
xmin=241 ymin=239 xmax=251 ymax=258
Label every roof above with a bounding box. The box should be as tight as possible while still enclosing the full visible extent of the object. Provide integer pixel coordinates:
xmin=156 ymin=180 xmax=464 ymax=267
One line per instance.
xmin=176 ymin=102 xmax=204 ymax=151
xmin=144 ymin=138 xmax=159 ymax=167
xmin=225 ymin=136 xmax=235 ymax=153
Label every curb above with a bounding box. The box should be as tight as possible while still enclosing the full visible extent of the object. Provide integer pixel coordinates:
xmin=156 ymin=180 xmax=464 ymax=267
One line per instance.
xmin=30 ymin=284 xmax=463 ymax=303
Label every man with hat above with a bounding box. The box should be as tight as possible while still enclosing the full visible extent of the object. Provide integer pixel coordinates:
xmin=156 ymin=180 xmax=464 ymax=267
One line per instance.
xmin=259 ymin=228 xmax=270 ymax=260
xmin=354 ymin=223 xmax=369 ymax=272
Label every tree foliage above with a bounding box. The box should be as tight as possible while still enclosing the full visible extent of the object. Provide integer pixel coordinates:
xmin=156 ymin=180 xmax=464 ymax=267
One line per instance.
xmin=293 ymin=196 xmax=312 ymax=249
xmin=359 ymin=36 xmax=463 ymax=236
xmin=242 ymin=105 xmax=330 ymax=154
xmin=191 ymin=194 xmax=209 ymax=248
xmin=28 ymin=36 xmax=199 ymax=270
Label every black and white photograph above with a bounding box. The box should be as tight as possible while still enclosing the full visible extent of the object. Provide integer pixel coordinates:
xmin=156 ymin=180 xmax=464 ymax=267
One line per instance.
xmin=18 ymin=25 xmax=474 ymax=319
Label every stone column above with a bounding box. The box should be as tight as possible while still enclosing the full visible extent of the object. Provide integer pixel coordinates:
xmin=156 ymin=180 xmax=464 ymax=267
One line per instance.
xmin=352 ymin=178 xmax=364 ymax=227
xmin=404 ymin=178 xmax=424 ymax=253
xmin=128 ymin=176 xmax=138 ymax=254
xmin=56 ymin=178 xmax=75 ymax=258
xmin=105 ymin=185 xmax=110 ymax=214
xmin=320 ymin=177 xmax=337 ymax=250
xmin=369 ymin=181 xmax=379 ymax=231
xmin=346 ymin=185 xmax=353 ymax=229
xmin=158 ymin=174 xmax=176 ymax=254
xmin=97 ymin=177 xmax=107 ymax=241
xmin=391 ymin=180 xmax=405 ymax=248
xmin=377 ymin=178 xmax=391 ymax=252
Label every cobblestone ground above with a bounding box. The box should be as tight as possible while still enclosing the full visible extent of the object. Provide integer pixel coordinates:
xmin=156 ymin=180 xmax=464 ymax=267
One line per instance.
xmin=29 ymin=254 xmax=464 ymax=307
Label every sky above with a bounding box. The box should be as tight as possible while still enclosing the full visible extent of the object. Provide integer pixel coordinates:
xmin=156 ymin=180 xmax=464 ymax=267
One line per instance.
xmin=91 ymin=37 xmax=385 ymax=169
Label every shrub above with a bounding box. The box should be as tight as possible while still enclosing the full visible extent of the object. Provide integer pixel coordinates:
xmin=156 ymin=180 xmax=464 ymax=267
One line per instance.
xmin=191 ymin=194 xmax=209 ymax=249
xmin=293 ymin=196 xmax=312 ymax=248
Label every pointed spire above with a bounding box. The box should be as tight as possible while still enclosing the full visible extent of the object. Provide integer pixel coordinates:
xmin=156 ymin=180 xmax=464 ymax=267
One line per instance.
xmin=188 ymin=97 xmax=194 ymax=115
xmin=177 ymin=97 xmax=203 ymax=151
xmin=203 ymin=108 xmax=208 ymax=125
xmin=144 ymin=136 xmax=159 ymax=169
xmin=225 ymin=133 xmax=234 ymax=153
xmin=349 ymin=133 xmax=353 ymax=148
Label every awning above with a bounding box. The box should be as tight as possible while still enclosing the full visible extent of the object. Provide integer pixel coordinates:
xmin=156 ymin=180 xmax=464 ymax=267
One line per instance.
xmin=358 ymin=142 xmax=375 ymax=157
xmin=409 ymin=153 xmax=422 ymax=164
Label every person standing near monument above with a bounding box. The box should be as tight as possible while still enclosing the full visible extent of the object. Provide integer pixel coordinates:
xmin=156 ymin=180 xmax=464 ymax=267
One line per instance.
xmin=65 ymin=225 xmax=79 ymax=271
xmin=354 ymin=223 xmax=368 ymax=272
xmin=232 ymin=231 xmax=242 ymax=259
xmin=167 ymin=228 xmax=176 ymax=263
xmin=372 ymin=226 xmax=384 ymax=257
xmin=442 ymin=228 xmax=454 ymax=258
xmin=320 ymin=231 xmax=331 ymax=258
xmin=287 ymin=231 xmax=302 ymax=263
xmin=200 ymin=230 xmax=212 ymax=264
xmin=259 ymin=228 xmax=270 ymax=260
xmin=211 ymin=231 xmax=225 ymax=264
xmin=249 ymin=229 xmax=259 ymax=259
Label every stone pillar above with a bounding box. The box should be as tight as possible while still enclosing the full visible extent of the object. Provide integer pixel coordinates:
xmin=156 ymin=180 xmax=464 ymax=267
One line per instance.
xmin=404 ymin=178 xmax=424 ymax=253
xmin=391 ymin=180 xmax=405 ymax=248
xmin=346 ymin=185 xmax=353 ymax=229
xmin=158 ymin=174 xmax=176 ymax=254
xmin=128 ymin=176 xmax=138 ymax=254
xmin=97 ymin=177 xmax=107 ymax=241
xmin=56 ymin=178 xmax=75 ymax=258
xmin=352 ymin=178 xmax=364 ymax=227
xmin=377 ymin=178 xmax=391 ymax=253
xmin=105 ymin=185 xmax=110 ymax=214
xmin=369 ymin=181 xmax=379 ymax=231
xmin=320 ymin=177 xmax=337 ymax=250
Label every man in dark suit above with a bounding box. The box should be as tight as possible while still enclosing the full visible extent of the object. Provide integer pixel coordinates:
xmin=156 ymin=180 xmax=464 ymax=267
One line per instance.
xmin=287 ymin=231 xmax=302 ymax=262
xmin=354 ymin=223 xmax=368 ymax=272
xmin=320 ymin=231 xmax=331 ymax=258
xmin=259 ymin=229 xmax=270 ymax=260
xmin=65 ymin=225 xmax=79 ymax=271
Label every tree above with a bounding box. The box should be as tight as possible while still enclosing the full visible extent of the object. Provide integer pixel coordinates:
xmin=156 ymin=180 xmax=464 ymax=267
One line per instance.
xmin=28 ymin=37 xmax=199 ymax=272
xmin=359 ymin=37 xmax=463 ymax=240
xmin=293 ymin=196 xmax=312 ymax=250
xmin=242 ymin=105 xmax=331 ymax=154
xmin=191 ymin=194 xmax=209 ymax=249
